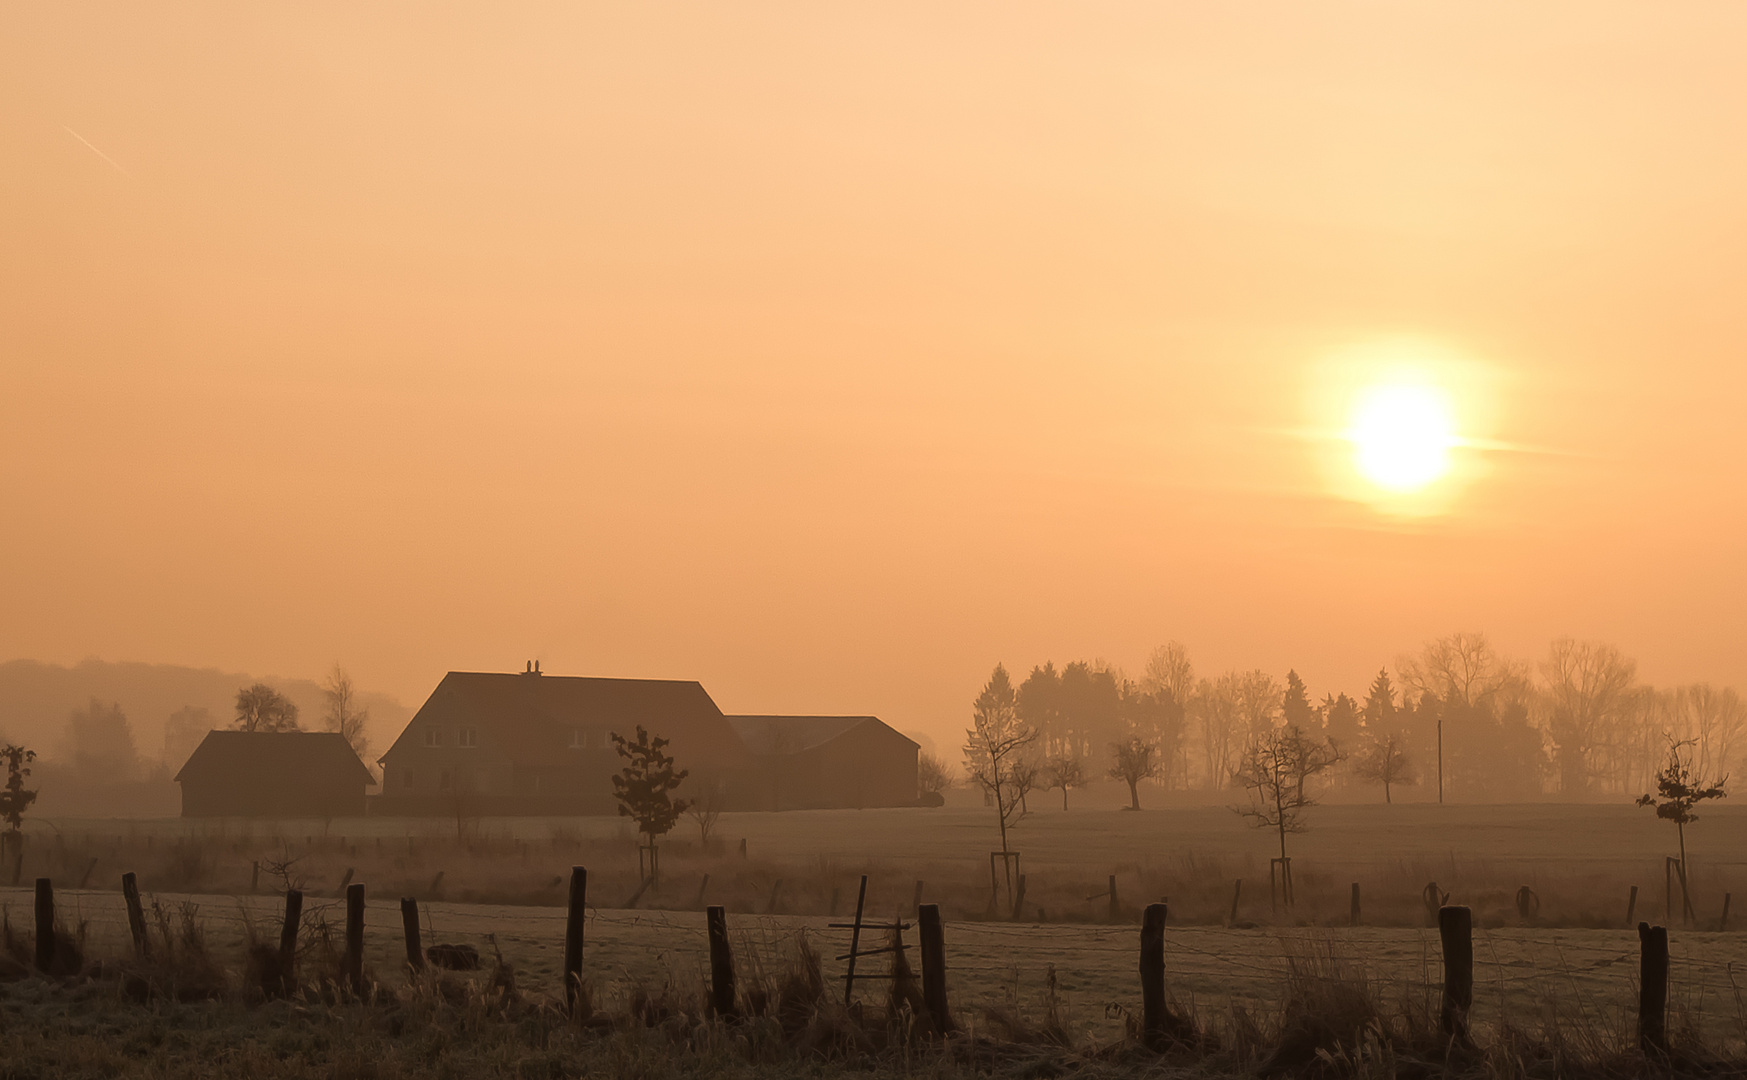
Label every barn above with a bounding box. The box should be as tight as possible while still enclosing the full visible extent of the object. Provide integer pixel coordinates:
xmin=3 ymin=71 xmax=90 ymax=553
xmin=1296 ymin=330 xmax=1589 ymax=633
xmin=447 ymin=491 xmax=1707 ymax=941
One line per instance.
xmin=727 ymin=715 xmax=920 ymax=810
xmin=174 ymin=731 xmax=377 ymax=818
xmin=372 ymin=667 xmax=753 ymax=816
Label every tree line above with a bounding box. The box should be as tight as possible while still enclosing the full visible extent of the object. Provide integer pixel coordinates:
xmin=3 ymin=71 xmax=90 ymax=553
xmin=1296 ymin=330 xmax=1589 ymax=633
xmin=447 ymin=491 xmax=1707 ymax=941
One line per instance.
xmin=947 ymin=633 xmax=1743 ymax=807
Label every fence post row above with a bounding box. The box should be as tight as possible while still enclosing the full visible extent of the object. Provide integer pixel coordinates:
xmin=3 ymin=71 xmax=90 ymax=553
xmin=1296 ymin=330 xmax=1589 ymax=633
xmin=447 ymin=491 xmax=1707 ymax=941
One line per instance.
xmin=1139 ymin=902 xmax=1168 ymax=1050
xmin=1438 ymin=905 xmax=1473 ymax=1043
xmin=706 ymin=905 xmax=737 ymax=1019
xmin=1638 ymin=922 xmax=1669 ymax=1055
xmin=918 ymin=903 xmax=951 ymax=1033
xmin=563 ymin=866 xmax=587 ymax=1015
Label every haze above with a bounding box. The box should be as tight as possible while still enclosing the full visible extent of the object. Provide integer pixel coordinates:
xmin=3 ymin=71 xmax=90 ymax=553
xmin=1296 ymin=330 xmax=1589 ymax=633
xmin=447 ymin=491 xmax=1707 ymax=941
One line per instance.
xmin=4 ymin=2 xmax=1745 ymax=745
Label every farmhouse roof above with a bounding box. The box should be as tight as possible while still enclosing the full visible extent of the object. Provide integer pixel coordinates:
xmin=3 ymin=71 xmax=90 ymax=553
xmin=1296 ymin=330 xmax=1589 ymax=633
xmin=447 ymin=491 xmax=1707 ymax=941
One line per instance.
xmin=173 ymin=730 xmax=377 ymax=786
xmin=726 ymin=715 xmax=918 ymax=756
xmin=381 ymin=671 xmax=748 ymax=767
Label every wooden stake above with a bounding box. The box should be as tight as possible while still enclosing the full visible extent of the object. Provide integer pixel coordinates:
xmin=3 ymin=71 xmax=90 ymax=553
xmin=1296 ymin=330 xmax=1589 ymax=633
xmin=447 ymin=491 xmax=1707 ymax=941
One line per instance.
xmin=1140 ymin=903 xmax=1168 ymax=1050
xmin=918 ymin=903 xmax=951 ymax=1034
xmin=338 ymin=867 xmax=355 ymax=897
xmin=1108 ymin=874 xmax=1120 ymax=922
xmin=122 ymin=871 xmax=149 ymax=960
xmin=1438 ymin=905 xmax=1473 ymax=1042
xmin=1011 ymin=874 xmax=1027 ymax=920
xmin=695 ymin=874 xmax=710 ymax=909
xmin=843 ymin=875 xmax=869 ymax=1002
xmin=1627 ymin=884 xmax=1638 ymax=927
xmin=1638 ymin=922 xmax=1668 ymax=1055
xmin=344 ymin=882 xmax=365 ymax=994
xmin=706 ymin=905 xmax=737 ymax=1019
xmin=1350 ymin=882 xmax=1361 ymax=927
xmin=564 ymin=866 xmax=587 ymax=1015
xmin=34 ymin=877 xmax=55 ymax=972
xmin=1722 ymin=892 xmax=1732 ymax=932
xmin=400 ymin=897 xmax=424 ymax=971
xmin=766 ymin=879 xmax=783 ymax=915
xmin=1227 ymin=879 xmax=1242 ymax=927
xmin=279 ymin=888 xmax=303 ymax=978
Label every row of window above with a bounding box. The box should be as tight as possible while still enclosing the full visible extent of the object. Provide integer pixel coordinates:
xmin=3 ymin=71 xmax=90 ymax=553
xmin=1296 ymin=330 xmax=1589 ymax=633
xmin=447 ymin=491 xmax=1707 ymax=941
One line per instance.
xmin=398 ymin=768 xmax=568 ymax=795
xmin=420 ymin=727 xmax=608 ymax=749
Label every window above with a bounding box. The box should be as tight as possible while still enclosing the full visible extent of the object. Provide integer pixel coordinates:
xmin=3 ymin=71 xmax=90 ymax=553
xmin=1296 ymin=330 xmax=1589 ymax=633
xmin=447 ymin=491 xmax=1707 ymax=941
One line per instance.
xmin=424 ymin=728 xmax=443 ymax=748
xmin=458 ymin=727 xmax=479 ymax=749
xmin=568 ymin=728 xmax=587 ymax=750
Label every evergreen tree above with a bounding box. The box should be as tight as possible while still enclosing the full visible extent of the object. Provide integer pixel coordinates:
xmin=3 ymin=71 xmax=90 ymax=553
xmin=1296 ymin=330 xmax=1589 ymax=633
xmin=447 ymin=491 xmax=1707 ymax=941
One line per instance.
xmin=1362 ymin=669 xmax=1398 ymax=732
xmin=1282 ymin=670 xmax=1317 ymax=730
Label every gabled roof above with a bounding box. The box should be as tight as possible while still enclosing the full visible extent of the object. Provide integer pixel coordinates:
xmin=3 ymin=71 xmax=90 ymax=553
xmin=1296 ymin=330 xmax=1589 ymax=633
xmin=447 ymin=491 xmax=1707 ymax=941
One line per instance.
xmin=381 ymin=671 xmax=750 ymax=768
xmin=727 ymin=715 xmax=918 ymax=756
xmin=174 ymin=731 xmax=377 ymax=786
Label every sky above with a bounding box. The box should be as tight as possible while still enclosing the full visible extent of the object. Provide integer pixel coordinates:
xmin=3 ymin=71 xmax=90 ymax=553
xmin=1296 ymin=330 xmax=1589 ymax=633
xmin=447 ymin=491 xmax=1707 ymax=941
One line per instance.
xmin=3 ymin=2 xmax=1745 ymax=749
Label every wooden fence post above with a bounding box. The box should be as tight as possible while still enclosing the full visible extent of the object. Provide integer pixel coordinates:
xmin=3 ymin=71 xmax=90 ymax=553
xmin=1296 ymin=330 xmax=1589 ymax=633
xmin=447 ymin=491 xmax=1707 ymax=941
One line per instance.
xmin=564 ymin=866 xmax=587 ymax=1015
xmin=279 ymin=888 xmax=303 ymax=978
xmin=766 ymin=879 xmax=783 ymax=915
xmin=1638 ymin=922 xmax=1668 ymax=1055
xmin=695 ymin=874 xmax=710 ymax=909
xmin=1626 ymin=884 xmax=1638 ymax=927
xmin=34 ymin=878 xmax=55 ymax=972
xmin=338 ymin=867 xmax=355 ymax=897
xmin=706 ymin=905 xmax=737 ymax=1019
xmin=344 ymin=882 xmax=365 ymax=994
xmin=1350 ymin=883 xmax=1361 ymax=927
xmin=1722 ymin=893 xmax=1732 ymax=932
xmin=1227 ymin=880 xmax=1241 ymax=927
xmin=1438 ymin=905 xmax=1473 ymax=1042
xmin=1140 ymin=902 xmax=1168 ymax=1050
xmin=1108 ymin=875 xmax=1120 ymax=922
xmin=121 ymin=872 xmax=149 ymax=960
xmin=918 ymin=903 xmax=951 ymax=1034
xmin=1011 ymin=874 xmax=1027 ymax=920
xmin=400 ymin=897 xmax=424 ymax=971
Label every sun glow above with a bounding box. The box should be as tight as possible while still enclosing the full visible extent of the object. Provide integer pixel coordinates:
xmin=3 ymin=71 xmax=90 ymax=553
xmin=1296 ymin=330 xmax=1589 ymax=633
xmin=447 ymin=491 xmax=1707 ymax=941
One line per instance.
xmin=1348 ymin=383 xmax=1457 ymax=492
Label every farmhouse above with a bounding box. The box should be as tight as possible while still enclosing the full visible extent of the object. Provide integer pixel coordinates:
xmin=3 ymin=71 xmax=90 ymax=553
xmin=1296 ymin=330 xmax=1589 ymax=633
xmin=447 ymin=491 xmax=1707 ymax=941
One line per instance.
xmin=728 ymin=715 xmax=920 ymax=810
xmin=174 ymin=731 xmax=377 ymax=818
xmin=373 ymin=666 xmax=921 ymax=815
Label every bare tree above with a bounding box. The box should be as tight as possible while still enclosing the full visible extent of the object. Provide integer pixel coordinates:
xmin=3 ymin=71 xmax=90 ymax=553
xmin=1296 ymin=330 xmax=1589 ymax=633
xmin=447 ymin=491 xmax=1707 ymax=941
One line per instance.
xmin=1397 ymin=632 xmax=1521 ymax=803
xmin=1232 ymin=726 xmax=1343 ymax=866
xmin=1354 ymin=731 xmax=1417 ymax=803
xmin=1040 ymin=751 xmax=1087 ymax=811
xmin=1192 ymin=674 xmax=1244 ymax=790
xmin=917 ymin=751 xmax=956 ymax=804
xmin=1234 ymin=670 xmax=1283 ymax=741
xmin=321 ymin=666 xmax=372 ymax=762
xmin=962 ymin=663 xmax=1038 ymax=859
xmin=1142 ymin=642 xmax=1194 ymax=705
xmin=1539 ymin=639 xmax=1639 ymax=797
xmin=1638 ymin=736 xmax=1727 ymax=925
xmin=1657 ymin=686 xmax=1746 ymax=793
xmin=234 ymin=683 xmax=300 ymax=732
xmin=685 ymin=796 xmax=723 ymax=851
xmin=1108 ymin=735 xmax=1159 ymax=810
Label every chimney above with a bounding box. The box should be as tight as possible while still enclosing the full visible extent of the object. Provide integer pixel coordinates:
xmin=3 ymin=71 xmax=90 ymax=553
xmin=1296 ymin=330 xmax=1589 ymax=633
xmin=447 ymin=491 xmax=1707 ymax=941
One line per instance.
xmin=534 ymin=660 xmax=541 ymax=675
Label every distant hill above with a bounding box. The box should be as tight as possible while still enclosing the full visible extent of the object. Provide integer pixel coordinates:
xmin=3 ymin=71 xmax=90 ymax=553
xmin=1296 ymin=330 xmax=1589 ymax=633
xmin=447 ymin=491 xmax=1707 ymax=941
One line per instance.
xmin=0 ymin=658 xmax=413 ymax=768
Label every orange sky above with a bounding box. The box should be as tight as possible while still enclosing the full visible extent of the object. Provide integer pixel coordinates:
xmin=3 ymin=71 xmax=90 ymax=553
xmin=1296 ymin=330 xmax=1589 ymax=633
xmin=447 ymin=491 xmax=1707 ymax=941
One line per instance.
xmin=3 ymin=3 xmax=1745 ymax=748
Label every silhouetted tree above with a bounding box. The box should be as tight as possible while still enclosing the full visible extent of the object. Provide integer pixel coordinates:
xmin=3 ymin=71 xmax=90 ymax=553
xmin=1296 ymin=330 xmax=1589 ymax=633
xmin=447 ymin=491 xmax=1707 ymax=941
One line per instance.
xmin=1399 ymin=632 xmax=1522 ymax=803
xmin=163 ymin=705 xmax=212 ymax=769
xmin=321 ymin=666 xmax=372 ymax=762
xmin=1233 ymin=725 xmax=1342 ymax=866
xmin=1323 ymin=692 xmax=1362 ymax=758
xmin=1040 ymin=751 xmax=1087 ymax=810
xmin=1282 ymin=670 xmax=1317 ymax=730
xmin=0 ymin=746 xmax=36 ymax=885
xmin=685 ymin=795 xmax=722 ymax=851
xmin=1541 ymin=639 xmax=1639 ymax=797
xmin=917 ymin=751 xmax=955 ymax=804
xmin=963 ymin=664 xmax=1037 ymax=861
xmin=1354 ymin=731 xmax=1416 ymax=803
xmin=611 ymin=726 xmax=690 ymax=881
xmin=234 ymin=683 xmax=300 ymax=732
xmin=1638 ymin=736 xmax=1727 ymax=925
xmin=1109 ymin=735 xmax=1159 ymax=810
xmin=1362 ymin=668 xmax=1398 ymax=731
xmin=66 ymin=698 xmax=141 ymax=783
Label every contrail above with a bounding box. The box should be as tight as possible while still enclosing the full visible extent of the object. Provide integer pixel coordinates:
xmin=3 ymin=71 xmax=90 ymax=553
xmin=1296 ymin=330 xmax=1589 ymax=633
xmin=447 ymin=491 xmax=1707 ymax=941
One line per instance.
xmin=62 ymin=125 xmax=131 ymax=178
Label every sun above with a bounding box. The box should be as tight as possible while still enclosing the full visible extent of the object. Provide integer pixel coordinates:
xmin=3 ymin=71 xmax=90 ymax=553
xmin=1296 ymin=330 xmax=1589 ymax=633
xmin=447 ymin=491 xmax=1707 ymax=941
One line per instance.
xmin=1347 ymin=383 xmax=1457 ymax=492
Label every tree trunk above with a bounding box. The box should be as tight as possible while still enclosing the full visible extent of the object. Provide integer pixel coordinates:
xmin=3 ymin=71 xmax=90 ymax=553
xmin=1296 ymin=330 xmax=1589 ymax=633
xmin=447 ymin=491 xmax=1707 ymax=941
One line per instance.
xmin=1060 ymin=787 xmax=1068 ymax=811
xmin=1384 ymin=780 xmax=1392 ymax=804
xmin=1127 ymin=779 xmax=1139 ymax=811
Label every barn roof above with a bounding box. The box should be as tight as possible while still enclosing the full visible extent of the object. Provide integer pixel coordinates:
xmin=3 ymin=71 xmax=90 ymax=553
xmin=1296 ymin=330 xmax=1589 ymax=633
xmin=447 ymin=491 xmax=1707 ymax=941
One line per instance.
xmin=174 ymin=731 xmax=377 ymax=786
xmin=727 ymin=715 xmax=918 ymax=756
xmin=381 ymin=671 xmax=749 ymax=767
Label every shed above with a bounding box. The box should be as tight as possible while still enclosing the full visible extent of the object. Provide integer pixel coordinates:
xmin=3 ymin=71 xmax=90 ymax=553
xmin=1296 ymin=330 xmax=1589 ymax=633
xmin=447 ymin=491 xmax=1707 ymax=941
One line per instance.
xmin=174 ymin=731 xmax=377 ymax=818
xmin=727 ymin=715 xmax=920 ymax=810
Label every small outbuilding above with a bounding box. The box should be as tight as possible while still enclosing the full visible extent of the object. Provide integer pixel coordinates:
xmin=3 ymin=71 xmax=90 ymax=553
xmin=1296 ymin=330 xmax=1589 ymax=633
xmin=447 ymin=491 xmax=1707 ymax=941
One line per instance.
xmin=174 ymin=731 xmax=377 ymax=818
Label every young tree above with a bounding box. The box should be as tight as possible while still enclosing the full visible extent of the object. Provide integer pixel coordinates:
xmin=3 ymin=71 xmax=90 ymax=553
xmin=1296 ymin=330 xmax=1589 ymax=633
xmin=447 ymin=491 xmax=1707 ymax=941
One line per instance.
xmin=1108 ymin=735 xmax=1159 ymax=810
xmin=611 ymin=726 xmax=691 ymax=883
xmin=1637 ymin=736 xmax=1727 ymax=924
xmin=963 ymin=664 xmax=1038 ymax=862
xmin=1040 ymin=751 xmax=1087 ymax=810
xmin=0 ymin=746 xmax=37 ymax=884
xmin=1354 ymin=731 xmax=1417 ymax=803
xmin=234 ymin=684 xmax=300 ymax=732
xmin=685 ymin=796 xmax=722 ymax=851
xmin=321 ymin=666 xmax=371 ymax=761
xmin=1232 ymin=726 xmax=1343 ymax=867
